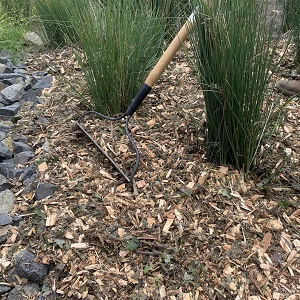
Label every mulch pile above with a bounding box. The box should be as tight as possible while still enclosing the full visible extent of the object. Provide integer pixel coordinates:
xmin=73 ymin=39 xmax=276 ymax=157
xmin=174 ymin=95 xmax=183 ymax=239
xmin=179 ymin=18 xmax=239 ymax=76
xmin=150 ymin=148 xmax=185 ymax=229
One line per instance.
xmin=2 ymin=39 xmax=300 ymax=300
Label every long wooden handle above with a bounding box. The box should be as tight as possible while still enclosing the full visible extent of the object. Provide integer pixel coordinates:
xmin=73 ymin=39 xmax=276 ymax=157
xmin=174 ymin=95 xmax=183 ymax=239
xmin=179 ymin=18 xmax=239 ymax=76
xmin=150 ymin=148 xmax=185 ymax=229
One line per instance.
xmin=145 ymin=15 xmax=195 ymax=88
xmin=125 ymin=11 xmax=196 ymax=117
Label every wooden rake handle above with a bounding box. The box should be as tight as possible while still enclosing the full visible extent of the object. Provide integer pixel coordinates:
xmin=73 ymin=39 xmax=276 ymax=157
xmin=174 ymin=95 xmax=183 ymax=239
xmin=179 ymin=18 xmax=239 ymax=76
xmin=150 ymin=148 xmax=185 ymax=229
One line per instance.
xmin=125 ymin=11 xmax=196 ymax=117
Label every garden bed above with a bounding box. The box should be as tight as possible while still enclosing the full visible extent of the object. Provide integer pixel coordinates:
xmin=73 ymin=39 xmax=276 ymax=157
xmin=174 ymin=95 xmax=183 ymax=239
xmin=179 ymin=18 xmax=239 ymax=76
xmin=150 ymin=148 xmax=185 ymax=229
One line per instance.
xmin=2 ymin=39 xmax=299 ymax=299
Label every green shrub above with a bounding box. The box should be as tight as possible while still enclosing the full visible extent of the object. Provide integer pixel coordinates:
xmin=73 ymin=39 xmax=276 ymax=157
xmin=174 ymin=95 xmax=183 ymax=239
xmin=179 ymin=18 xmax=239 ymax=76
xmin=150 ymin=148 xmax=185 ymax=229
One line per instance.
xmin=190 ymin=0 xmax=283 ymax=174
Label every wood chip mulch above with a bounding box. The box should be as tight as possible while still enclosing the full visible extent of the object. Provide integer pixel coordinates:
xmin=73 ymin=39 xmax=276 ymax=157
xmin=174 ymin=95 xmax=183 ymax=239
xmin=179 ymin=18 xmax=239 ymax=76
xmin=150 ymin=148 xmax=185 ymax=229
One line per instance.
xmin=1 ymin=41 xmax=300 ymax=300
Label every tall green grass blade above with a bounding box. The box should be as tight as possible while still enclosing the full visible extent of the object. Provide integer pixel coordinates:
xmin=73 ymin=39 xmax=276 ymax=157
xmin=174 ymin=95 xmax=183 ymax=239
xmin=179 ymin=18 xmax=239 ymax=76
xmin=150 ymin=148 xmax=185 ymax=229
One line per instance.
xmin=281 ymin=0 xmax=300 ymax=63
xmin=0 ymin=0 xmax=33 ymax=19
xmin=34 ymin=0 xmax=80 ymax=46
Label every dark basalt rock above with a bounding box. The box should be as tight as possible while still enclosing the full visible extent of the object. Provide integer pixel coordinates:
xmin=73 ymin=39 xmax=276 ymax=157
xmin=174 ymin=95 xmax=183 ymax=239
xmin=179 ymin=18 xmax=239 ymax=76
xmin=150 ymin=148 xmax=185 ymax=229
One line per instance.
xmin=13 ymin=249 xmax=50 ymax=284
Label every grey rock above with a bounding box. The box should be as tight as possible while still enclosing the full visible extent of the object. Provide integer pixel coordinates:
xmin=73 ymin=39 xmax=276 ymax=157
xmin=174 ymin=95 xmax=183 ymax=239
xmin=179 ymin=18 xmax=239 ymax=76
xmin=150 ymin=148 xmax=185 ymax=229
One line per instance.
xmin=21 ymin=165 xmax=37 ymax=182
xmin=24 ymin=31 xmax=44 ymax=46
xmin=34 ymin=71 xmax=48 ymax=77
xmin=2 ymin=77 xmax=24 ymax=86
xmin=0 ymin=233 xmax=7 ymax=245
xmin=0 ymin=49 xmax=12 ymax=60
xmin=0 ymin=102 xmax=20 ymax=116
xmin=22 ymin=89 xmax=39 ymax=102
xmin=23 ymin=74 xmax=33 ymax=90
xmin=35 ymin=182 xmax=58 ymax=200
xmin=0 ymin=141 xmax=13 ymax=158
xmin=0 ymin=173 xmax=12 ymax=191
xmin=0 ymin=121 xmax=13 ymax=133
xmin=0 ymin=63 xmax=13 ymax=74
xmin=0 ymin=189 xmax=15 ymax=213
xmin=23 ymin=175 xmax=38 ymax=195
xmin=33 ymin=75 xmax=53 ymax=90
xmin=12 ymin=215 xmax=23 ymax=226
xmin=2 ymin=137 xmax=14 ymax=152
xmin=0 ymin=64 xmax=6 ymax=73
xmin=0 ymin=82 xmax=8 ymax=92
xmin=14 ymin=151 xmax=35 ymax=165
xmin=0 ymin=213 xmax=12 ymax=226
xmin=0 ymin=284 xmax=12 ymax=295
xmin=16 ymin=61 xmax=27 ymax=69
xmin=14 ymin=68 xmax=27 ymax=75
xmin=0 ymin=163 xmax=24 ymax=179
xmin=0 ymin=74 xmax=23 ymax=81
xmin=7 ymin=284 xmax=40 ymax=300
xmin=14 ymin=249 xmax=49 ymax=283
xmin=5 ymin=61 xmax=14 ymax=69
xmin=13 ymin=141 xmax=33 ymax=154
xmin=0 ymin=131 xmax=6 ymax=141
xmin=0 ymin=83 xmax=25 ymax=104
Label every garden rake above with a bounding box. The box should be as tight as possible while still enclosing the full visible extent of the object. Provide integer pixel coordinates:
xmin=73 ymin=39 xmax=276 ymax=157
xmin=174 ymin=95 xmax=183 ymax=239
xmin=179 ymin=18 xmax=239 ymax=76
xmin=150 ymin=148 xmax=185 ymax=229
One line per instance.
xmin=76 ymin=11 xmax=197 ymax=182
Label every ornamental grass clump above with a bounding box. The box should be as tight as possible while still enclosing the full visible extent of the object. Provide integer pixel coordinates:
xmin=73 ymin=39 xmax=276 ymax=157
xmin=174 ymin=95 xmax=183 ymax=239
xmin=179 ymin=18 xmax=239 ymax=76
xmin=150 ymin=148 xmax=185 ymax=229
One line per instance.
xmin=68 ymin=0 xmax=166 ymax=114
xmin=34 ymin=0 xmax=80 ymax=46
xmin=282 ymin=0 xmax=300 ymax=63
xmin=147 ymin=0 xmax=192 ymax=37
xmin=190 ymin=0 xmax=281 ymax=174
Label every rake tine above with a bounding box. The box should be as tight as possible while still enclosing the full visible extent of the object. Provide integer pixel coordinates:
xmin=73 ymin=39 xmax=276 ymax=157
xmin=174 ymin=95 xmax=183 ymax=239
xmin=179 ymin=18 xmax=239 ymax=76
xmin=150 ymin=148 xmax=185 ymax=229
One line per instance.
xmin=76 ymin=112 xmax=139 ymax=183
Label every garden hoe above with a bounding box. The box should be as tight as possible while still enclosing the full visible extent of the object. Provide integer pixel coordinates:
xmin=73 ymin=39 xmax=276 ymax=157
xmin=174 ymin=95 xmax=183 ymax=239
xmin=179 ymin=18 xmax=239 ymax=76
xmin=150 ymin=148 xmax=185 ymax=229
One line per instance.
xmin=76 ymin=11 xmax=197 ymax=183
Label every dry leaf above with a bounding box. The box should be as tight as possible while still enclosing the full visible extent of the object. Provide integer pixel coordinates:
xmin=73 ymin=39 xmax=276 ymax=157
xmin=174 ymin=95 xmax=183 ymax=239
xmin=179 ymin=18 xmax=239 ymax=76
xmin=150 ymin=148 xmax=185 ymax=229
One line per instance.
xmin=116 ymin=184 xmax=126 ymax=191
xmin=265 ymin=219 xmax=283 ymax=231
xmin=38 ymin=161 xmax=48 ymax=172
xmin=197 ymin=171 xmax=208 ymax=185
xmin=146 ymin=119 xmax=156 ymax=127
xmin=223 ymin=265 xmax=234 ymax=275
xmin=280 ymin=233 xmax=293 ymax=253
xmin=147 ymin=217 xmax=156 ymax=228
xmin=65 ymin=232 xmax=74 ymax=239
xmin=159 ymin=285 xmax=166 ymax=298
xmin=0 ymin=258 xmax=11 ymax=269
xmin=183 ymin=293 xmax=191 ymax=300
xmin=261 ymin=233 xmax=272 ymax=252
xmin=71 ymin=243 xmax=88 ymax=249
xmin=290 ymin=209 xmax=300 ymax=218
xmin=105 ymin=206 xmax=117 ymax=219
xmin=136 ymin=180 xmax=146 ymax=188
xmin=100 ymin=169 xmax=115 ymax=180
xmin=117 ymin=228 xmax=126 ymax=238
xmin=228 ymin=282 xmax=237 ymax=291
xmin=186 ymin=182 xmax=195 ymax=189
xmin=45 ymin=213 xmax=58 ymax=227
xmin=219 ymin=166 xmax=229 ymax=174
xmin=286 ymin=294 xmax=300 ymax=300
xmin=162 ymin=219 xmax=174 ymax=233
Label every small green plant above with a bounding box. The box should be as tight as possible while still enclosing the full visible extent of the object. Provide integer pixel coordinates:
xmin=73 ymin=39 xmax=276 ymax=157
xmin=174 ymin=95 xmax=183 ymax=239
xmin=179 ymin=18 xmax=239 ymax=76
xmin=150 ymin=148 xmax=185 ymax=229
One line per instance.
xmin=190 ymin=0 xmax=283 ymax=175
xmin=281 ymin=0 xmax=300 ymax=63
xmin=0 ymin=13 xmax=28 ymax=57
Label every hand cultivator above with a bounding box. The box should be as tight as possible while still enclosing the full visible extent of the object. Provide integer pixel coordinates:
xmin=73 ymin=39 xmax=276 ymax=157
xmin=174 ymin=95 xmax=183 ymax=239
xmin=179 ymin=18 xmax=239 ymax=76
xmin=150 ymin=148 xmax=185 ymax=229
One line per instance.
xmin=76 ymin=11 xmax=196 ymax=182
